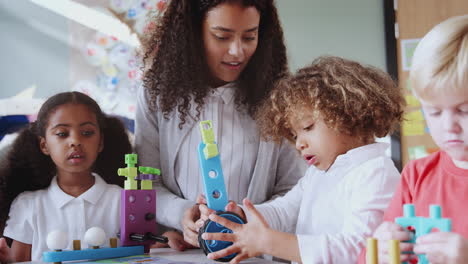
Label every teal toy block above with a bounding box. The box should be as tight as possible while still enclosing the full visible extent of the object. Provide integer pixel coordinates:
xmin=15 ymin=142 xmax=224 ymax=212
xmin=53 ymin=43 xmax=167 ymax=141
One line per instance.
xmin=395 ymin=204 xmax=419 ymax=244
xmin=395 ymin=204 xmax=451 ymax=264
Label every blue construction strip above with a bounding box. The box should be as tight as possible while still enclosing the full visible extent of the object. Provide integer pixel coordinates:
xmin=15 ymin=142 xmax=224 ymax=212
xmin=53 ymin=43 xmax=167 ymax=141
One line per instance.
xmin=42 ymin=245 xmax=144 ymax=262
xmin=197 ymin=141 xmax=229 ymax=212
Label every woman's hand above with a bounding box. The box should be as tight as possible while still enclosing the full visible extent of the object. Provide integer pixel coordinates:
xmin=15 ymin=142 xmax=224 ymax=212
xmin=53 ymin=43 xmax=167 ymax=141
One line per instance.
xmin=181 ymin=194 xmax=211 ymax=247
xmin=151 ymin=230 xmax=195 ymax=251
xmin=181 ymin=203 xmax=201 ymax=247
xmin=225 ymin=201 xmax=246 ymax=221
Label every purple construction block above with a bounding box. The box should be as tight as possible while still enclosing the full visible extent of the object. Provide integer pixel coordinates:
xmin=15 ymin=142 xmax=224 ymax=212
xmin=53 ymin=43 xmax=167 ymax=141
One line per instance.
xmin=135 ymin=174 xmax=159 ymax=181
xmin=120 ymin=189 xmax=157 ymax=252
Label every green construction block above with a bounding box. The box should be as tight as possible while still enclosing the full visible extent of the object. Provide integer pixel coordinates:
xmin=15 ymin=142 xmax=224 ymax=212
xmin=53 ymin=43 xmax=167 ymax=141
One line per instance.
xmin=118 ymin=167 xmax=138 ymax=179
xmin=125 ymin=154 xmax=138 ymax=167
xmin=124 ymin=179 xmax=138 ymax=190
xmin=199 ymin=121 xmax=215 ymax=144
xmin=203 ymin=143 xmax=219 ymax=159
xmin=141 ymin=180 xmax=153 ymax=190
xmin=139 ymin=166 xmax=160 ymax=175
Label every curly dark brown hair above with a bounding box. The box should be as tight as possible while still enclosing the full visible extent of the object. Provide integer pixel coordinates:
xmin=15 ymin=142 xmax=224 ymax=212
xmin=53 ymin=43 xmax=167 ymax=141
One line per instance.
xmin=142 ymin=0 xmax=288 ymax=128
xmin=255 ymin=56 xmax=406 ymax=144
xmin=0 ymin=92 xmax=132 ymax=237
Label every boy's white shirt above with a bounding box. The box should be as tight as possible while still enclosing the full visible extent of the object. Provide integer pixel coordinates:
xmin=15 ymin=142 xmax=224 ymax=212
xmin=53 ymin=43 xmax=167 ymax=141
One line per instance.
xmin=249 ymin=142 xmax=400 ymax=264
xmin=3 ymin=173 xmax=121 ymax=261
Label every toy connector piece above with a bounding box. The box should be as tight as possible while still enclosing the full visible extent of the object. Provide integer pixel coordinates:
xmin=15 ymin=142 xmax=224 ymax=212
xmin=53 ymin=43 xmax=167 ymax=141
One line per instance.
xmin=366 ymin=238 xmax=378 ymax=264
xmin=146 ymin=233 xmax=169 ymax=244
xmin=389 ymin=240 xmax=400 ymax=264
xmin=138 ymin=166 xmax=160 ymax=175
xmin=395 ymin=204 xmax=452 ymax=264
xmin=137 ymin=166 xmax=161 ymax=190
xmin=125 ymin=154 xmax=138 ymax=167
xmin=199 ymin=120 xmax=219 ymax=159
xmin=118 ymin=154 xmax=139 ymax=190
xmin=395 ymin=204 xmax=419 ymax=244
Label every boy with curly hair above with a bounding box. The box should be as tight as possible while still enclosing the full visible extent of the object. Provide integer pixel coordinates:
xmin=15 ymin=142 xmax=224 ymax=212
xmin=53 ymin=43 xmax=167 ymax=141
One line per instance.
xmin=198 ymin=56 xmax=405 ymax=263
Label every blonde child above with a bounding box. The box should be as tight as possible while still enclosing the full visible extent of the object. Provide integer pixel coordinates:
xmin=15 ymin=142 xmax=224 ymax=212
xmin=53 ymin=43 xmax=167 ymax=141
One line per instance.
xmin=362 ymin=15 xmax=468 ymax=264
xmin=0 ymin=92 xmax=132 ymax=262
xmin=198 ymin=56 xmax=405 ymax=263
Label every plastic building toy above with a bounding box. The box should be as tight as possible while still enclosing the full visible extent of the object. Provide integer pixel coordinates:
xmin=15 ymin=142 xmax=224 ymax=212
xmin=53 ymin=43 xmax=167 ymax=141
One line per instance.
xmin=389 ymin=239 xmax=401 ymax=264
xmin=42 ymin=227 xmax=144 ymax=263
xmin=197 ymin=120 xmax=245 ymax=262
xmin=43 ymin=246 xmax=144 ymax=263
xmin=119 ymin=154 xmax=168 ymax=252
xmin=395 ymin=204 xmax=451 ymax=264
xmin=366 ymin=237 xmax=378 ymax=264
xmin=366 ymin=237 xmax=401 ymax=264
xmin=118 ymin=153 xmax=139 ymax=190
xmin=42 ymin=154 xmax=167 ymax=263
xmin=137 ymin=166 xmax=160 ymax=190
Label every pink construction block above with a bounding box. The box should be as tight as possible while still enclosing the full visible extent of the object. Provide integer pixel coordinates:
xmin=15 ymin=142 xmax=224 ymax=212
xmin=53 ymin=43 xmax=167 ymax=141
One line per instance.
xmin=120 ymin=189 xmax=157 ymax=252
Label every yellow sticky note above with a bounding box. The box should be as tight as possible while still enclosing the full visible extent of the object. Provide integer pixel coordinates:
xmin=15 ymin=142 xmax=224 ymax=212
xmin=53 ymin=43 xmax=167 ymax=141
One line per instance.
xmin=404 ymin=110 xmax=425 ymax=122
xmin=402 ymin=121 xmax=425 ymax=136
xmin=405 ymin=95 xmax=421 ymax=107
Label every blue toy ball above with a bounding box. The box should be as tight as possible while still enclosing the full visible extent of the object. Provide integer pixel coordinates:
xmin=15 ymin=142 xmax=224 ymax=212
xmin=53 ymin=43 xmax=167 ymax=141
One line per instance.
xmin=198 ymin=211 xmax=245 ymax=262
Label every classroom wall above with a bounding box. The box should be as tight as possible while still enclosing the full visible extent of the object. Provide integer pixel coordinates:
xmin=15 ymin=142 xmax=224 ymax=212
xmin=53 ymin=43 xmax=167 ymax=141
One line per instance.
xmin=276 ymin=0 xmax=386 ymax=71
xmin=0 ymin=0 xmax=69 ymax=99
xmin=0 ymin=0 xmax=386 ymax=98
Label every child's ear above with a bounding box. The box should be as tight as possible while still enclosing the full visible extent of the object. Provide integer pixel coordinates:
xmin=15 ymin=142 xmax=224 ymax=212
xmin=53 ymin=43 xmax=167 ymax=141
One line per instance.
xmin=39 ymin=137 xmax=50 ymax=155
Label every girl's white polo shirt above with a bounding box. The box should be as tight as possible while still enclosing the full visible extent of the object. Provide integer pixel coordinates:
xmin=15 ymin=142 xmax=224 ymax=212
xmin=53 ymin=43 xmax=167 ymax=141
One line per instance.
xmin=3 ymin=173 xmax=122 ymax=261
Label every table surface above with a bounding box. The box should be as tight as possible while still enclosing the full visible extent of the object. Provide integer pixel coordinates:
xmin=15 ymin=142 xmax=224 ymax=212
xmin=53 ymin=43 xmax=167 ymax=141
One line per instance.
xmin=17 ymin=248 xmax=283 ymax=264
xmin=150 ymin=248 xmax=283 ymax=263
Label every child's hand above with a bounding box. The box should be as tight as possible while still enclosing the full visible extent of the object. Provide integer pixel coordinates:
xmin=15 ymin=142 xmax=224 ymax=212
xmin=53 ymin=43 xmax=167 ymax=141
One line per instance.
xmin=0 ymin=237 xmax=11 ymax=263
xmin=414 ymin=232 xmax=468 ymax=264
xmin=373 ymin=221 xmax=414 ymax=263
xmin=201 ymin=199 xmax=270 ymax=264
